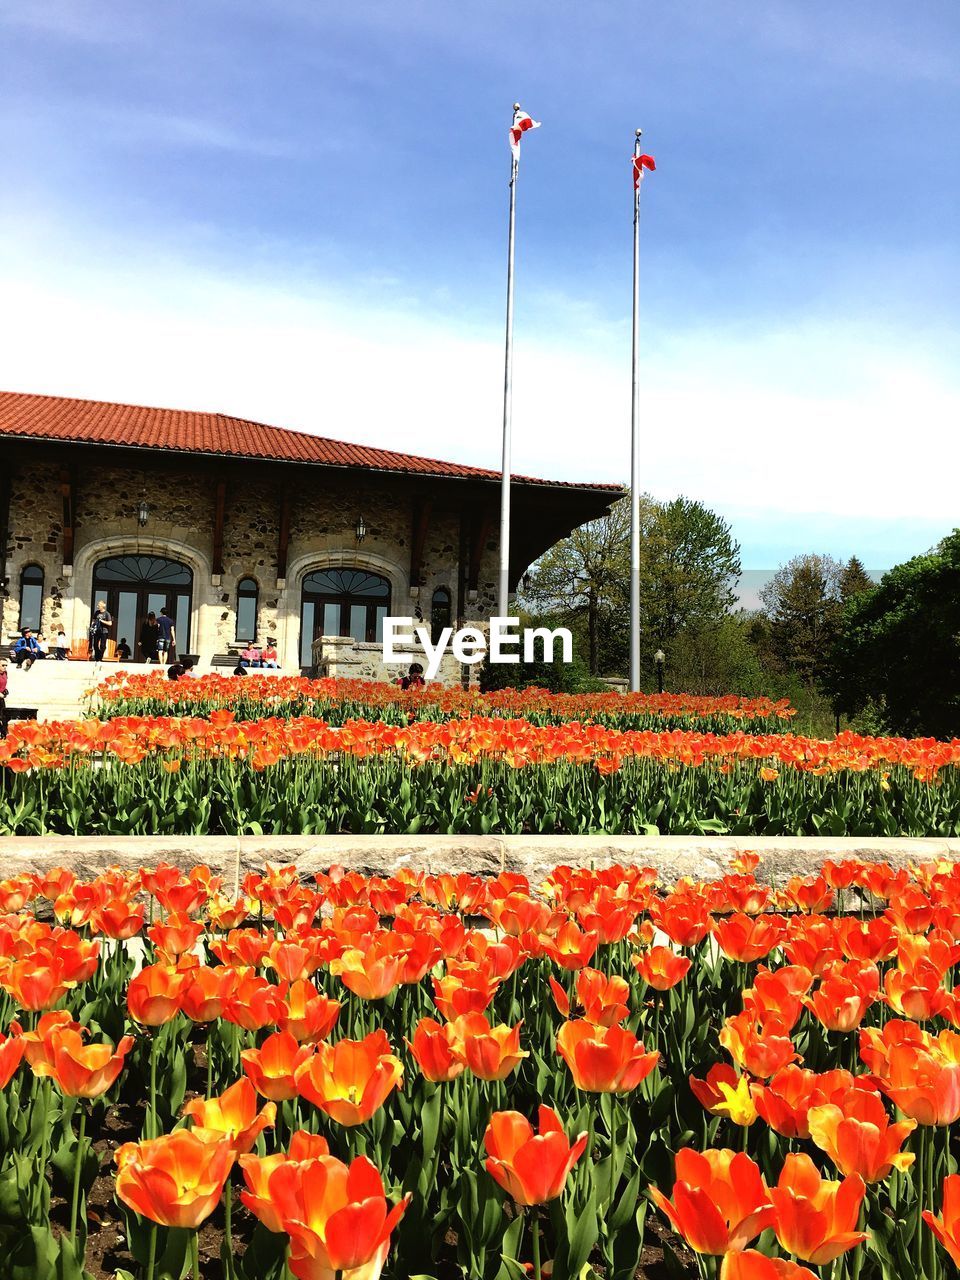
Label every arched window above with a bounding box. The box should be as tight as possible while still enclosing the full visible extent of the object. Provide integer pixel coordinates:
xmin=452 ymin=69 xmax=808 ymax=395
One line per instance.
xmin=235 ymin=577 xmax=259 ymax=643
xmin=18 ymin=564 xmax=44 ymax=633
xmin=431 ymin=586 xmax=452 ymax=643
xmin=92 ymin=554 xmax=193 ymax=655
xmin=300 ymin=567 xmax=391 ymax=666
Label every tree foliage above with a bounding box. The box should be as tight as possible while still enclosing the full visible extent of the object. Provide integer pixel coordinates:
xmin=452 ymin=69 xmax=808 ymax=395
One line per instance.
xmin=829 ymin=530 xmax=960 ymax=738
xmin=522 ymin=494 xmax=740 ymax=676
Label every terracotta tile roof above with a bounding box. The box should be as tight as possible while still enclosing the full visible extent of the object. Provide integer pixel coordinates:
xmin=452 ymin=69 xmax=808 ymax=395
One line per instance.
xmin=0 ymin=391 xmax=620 ymax=491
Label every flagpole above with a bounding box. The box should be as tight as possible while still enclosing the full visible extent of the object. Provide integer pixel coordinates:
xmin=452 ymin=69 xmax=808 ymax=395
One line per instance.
xmin=498 ymin=103 xmax=521 ymax=619
xmin=630 ymin=128 xmax=643 ymax=692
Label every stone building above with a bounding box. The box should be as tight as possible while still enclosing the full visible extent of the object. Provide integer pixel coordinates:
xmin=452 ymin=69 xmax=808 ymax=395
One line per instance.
xmin=0 ymin=391 xmax=620 ymax=680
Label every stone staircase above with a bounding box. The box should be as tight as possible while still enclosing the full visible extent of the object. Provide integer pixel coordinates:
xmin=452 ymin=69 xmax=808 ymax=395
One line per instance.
xmin=4 ymin=658 xmax=288 ymax=722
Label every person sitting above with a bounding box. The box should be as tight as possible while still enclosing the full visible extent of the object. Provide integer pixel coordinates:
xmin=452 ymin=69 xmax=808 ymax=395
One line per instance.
xmin=116 ymin=637 xmax=132 ymax=661
xmin=261 ymin=640 xmax=279 ymax=668
xmin=240 ymin=644 xmax=261 ymax=669
xmin=54 ymin=628 xmax=70 ymax=660
xmin=167 ymin=656 xmax=196 ymax=681
xmin=35 ymin=633 xmax=50 ymax=659
xmin=398 ymin=662 xmax=425 ymax=691
xmin=12 ymin=628 xmax=43 ymax=670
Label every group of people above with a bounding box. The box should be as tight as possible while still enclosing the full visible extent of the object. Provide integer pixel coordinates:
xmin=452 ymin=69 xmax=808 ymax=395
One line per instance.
xmin=11 ymin=626 xmax=71 ymax=668
xmin=232 ymin=641 xmax=279 ymax=675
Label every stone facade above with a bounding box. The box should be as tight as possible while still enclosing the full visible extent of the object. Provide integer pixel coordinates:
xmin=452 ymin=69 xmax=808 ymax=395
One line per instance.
xmin=2 ymin=453 xmax=501 ymax=681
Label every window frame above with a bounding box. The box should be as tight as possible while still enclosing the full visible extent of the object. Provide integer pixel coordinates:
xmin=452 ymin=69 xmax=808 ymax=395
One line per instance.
xmin=235 ymin=576 xmax=260 ymax=644
xmin=17 ymin=563 xmax=44 ymax=633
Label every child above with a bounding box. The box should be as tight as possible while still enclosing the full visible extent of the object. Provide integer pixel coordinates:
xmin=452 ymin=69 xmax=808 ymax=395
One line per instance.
xmin=55 ymin=628 xmax=70 ymax=660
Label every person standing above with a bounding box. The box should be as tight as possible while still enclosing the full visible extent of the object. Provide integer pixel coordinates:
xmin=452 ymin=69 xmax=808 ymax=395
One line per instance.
xmin=139 ymin=612 xmax=160 ymax=664
xmin=156 ymin=607 xmax=176 ymax=665
xmin=54 ymin=628 xmax=69 ymax=660
xmin=0 ymin=658 xmax=8 ymax=739
xmin=89 ymin=599 xmax=113 ymax=662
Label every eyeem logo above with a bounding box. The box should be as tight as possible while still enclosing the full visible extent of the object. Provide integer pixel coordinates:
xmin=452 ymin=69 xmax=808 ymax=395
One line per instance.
xmin=383 ymin=616 xmax=573 ymax=679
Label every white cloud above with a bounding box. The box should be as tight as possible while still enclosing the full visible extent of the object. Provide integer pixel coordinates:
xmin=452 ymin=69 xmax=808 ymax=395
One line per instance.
xmin=0 ymin=225 xmax=956 ymax=555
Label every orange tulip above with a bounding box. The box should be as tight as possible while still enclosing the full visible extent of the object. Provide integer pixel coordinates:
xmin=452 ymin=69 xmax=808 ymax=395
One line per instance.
xmin=407 ymin=1017 xmax=466 ymax=1083
xmin=183 ymin=1077 xmax=276 ymax=1153
xmin=752 ymin=1067 xmax=866 ymax=1141
xmin=807 ymin=1090 xmax=916 ymax=1183
xmin=884 ymin=960 xmax=951 ymax=1022
xmin=127 ymin=962 xmax=189 ymax=1026
xmin=450 ymin=1012 xmax=528 ymax=1081
xmin=651 ymin=894 xmax=711 ymax=947
xmin=329 ymin=934 xmax=407 ymax=1000
xmin=923 ymin=1174 xmax=960 ymax=1269
xmin=633 ymin=946 xmax=692 ymax=991
xmin=432 ymin=970 xmax=500 ymax=1021
xmin=242 ymin=1031 xmax=316 ymax=1102
xmin=649 ymin=1148 xmax=775 ymax=1255
xmin=0 ymin=1024 xmax=24 ymax=1088
xmin=278 ymin=980 xmax=341 ymax=1044
xmin=148 ymin=912 xmax=204 ymax=961
xmin=32 ymin=1026 xmax=134 ymax=1098
xmin=712 ymin=913 xmax=786 ymax=964
xmin=294 ymin=1029 xmax=403 ymax=1127
xmin=769 ymin=1154 xmax=867 ymax=1264
xmin=720 ymin=1250 xmax=817 ymax=1280
xmin=556 ymin=1019 xmax=659 ymax=1093
xmin=720 ymin=1012 xmax=798 ymax=1079
xmin=239 ymin=1131 xmax=332 ymax=1233
xmin=484 ymin=1105 xmax=588 ymax=1205
xmin=541 ymin=920 xmax=600 ymax=971
xmin=245 ymin=1148 xmax=409 ymax=1279
xmin=877 ymin=1040 xmax=960 ymax=1126
xmin=804 ymin=975 xmax=874 ymax=1033
xmin=115 ymin=1130 xmax=235 ymax=1228
xmin=225 ymin=970 xmax=287 ymax=1032
xmin=549 ymin=968 xmax=630 ymax=1027
xmin=180 ymin=964 xmax=237 ymax=1023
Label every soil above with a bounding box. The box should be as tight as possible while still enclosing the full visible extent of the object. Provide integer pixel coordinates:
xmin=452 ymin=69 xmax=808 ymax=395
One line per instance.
xmin=45 ymin=1095 xmax=698 ymax=1280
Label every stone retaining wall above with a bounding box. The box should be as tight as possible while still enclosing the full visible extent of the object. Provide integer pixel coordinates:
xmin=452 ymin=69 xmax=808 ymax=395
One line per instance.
xmin=5 ymin=834 xmax=959 ymax=898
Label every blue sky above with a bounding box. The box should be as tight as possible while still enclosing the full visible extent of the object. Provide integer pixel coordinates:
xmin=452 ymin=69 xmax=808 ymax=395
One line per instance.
xmin=0 ymin=0 xmax=957 ymax=571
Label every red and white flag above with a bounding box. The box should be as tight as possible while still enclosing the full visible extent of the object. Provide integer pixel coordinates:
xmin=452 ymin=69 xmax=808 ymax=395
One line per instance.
xmin=509 ymin=111 xmax=541 ymax=160
xmin=633 ymin=153 xmax=656 ymax=188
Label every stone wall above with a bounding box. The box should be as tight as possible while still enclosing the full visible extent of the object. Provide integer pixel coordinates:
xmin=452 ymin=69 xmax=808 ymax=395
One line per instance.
xmin=4 ymin=453 xmax=502 ymax=681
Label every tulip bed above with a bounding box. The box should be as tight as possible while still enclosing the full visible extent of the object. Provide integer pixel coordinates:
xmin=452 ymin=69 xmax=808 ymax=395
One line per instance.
xmin=89 ymin=675 xmax=797 ymax=734
xmin=3 ymin=859 xmax=960 ymax=1280
xmin=2 ymin=714 xmax=960 ymax=836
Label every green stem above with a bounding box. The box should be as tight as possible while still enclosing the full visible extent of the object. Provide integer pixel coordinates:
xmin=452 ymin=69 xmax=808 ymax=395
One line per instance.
xmin=147 ymin=1222 xmax=157 ymax=1280
xmin=149 ymin=1031 xmax=158 ymax=1138
xmin=69 ymin=1104 xmax=87 ymax=1243
xmin=191 ymin=1229 xmax=200 ymax=1280
xmin=206 ymin=1031 xmax=214 ymax=1100
xmin=224 ymin=1178 xmax=235 ymax=1280
xmin=531 ymin=1211 xmax=542 ymax=1280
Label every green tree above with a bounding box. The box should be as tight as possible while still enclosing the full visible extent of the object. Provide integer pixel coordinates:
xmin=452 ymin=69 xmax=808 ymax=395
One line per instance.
xmin=522 ymin=494 xmax=740 ymax=677
xmin=760 ymin=554 xmax=847 ymax=687
xmin=830 ymin=530 xmax=960 ymax=738
xmin=630 ymin=498 xmax=741 ymax=647
xmin=838 ymin=556 xmax=875 ymax=602
xmin=521 ymin=497 xmax=635 ymax=675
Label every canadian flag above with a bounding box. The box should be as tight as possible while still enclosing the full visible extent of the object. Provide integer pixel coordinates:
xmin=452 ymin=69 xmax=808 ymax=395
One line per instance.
xmin=509 ymin=111 xmax=541 ymax=160
xmin=633 ymin=153 xmax=656 ymax=188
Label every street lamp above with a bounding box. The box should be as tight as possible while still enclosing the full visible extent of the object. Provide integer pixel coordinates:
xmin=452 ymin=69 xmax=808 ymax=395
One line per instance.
xmin=654 ymin=648 xmax=665 ymax=694
xmin=137 ymin=500 xmax=150 ymax=528
xmin=355 ymin=514 xmax=367 ymax=543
